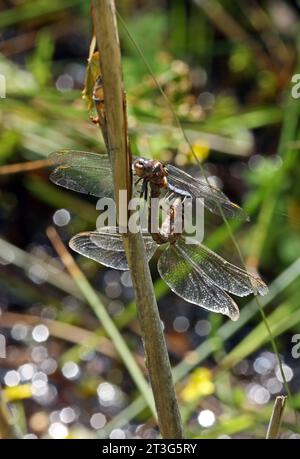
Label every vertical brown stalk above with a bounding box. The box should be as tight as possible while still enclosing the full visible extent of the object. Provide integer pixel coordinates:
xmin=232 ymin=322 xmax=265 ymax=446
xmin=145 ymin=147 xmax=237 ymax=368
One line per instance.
xmin=92 ymin=0 xmax=183 ymax=439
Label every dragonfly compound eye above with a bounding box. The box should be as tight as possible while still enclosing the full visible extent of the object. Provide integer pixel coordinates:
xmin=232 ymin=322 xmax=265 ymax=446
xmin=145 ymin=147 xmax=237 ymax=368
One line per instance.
xmin=133 ymin=158 xmax=147 ymax=177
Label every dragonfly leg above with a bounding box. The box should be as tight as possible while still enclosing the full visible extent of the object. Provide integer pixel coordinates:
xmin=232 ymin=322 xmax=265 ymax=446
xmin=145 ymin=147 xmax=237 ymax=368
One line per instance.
xmin=138 ymin=178 xmax=148 ymax=200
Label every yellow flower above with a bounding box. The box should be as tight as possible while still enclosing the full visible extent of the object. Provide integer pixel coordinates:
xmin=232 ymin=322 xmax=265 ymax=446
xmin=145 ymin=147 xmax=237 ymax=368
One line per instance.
xmin=181 ymin=367 xmax=214 ymax=403
xmin=190 ymin=142 xmax=210 ymax=162
xmin=3 ymin=384 xmax=33 ymax=402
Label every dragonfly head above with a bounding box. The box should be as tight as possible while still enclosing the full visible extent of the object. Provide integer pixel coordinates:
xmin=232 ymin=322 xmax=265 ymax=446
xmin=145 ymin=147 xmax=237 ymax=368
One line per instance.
xmin=133 ymin=158 xmax=153 ymax=178
xmin=133 ymin=158 xmax=168 ymax=181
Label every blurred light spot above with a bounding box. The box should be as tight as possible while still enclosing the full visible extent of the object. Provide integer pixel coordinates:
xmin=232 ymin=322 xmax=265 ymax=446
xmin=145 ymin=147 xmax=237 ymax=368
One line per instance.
xmin=18 ymin=363 xmax=36 ymax=381
xmin=33 ymin=384 xmax=57 ymax=405
xmin=265 ymin=377 xmax=283 ymax=394
xmin=62 ymin=295 xmax=80 ymax=310
xmin=28 ymin=264 xmax=48 ymax=284
xmin=109 ymin=428 xmax=126 ymax=439
xmin=171 ymin=60 xmax=189 ymax=75
xmin=32 ymin=324 xmax=49 ymax=343
xmin=11 ymin=323 xmax=28 ymax=341
xmin=105 ymin=281 xmax=122 ymax=299
xmin=80 ymin=350 xmax=96 ymax=362
xmin=49 ymin=422 xmax=69 ymax=439
xmin=65 ymin=63 xmax=86 ymax=84
xmin=32 ymin=372 xmax=47 ymax=383
xmin=40 ymin=358 xmax=57 ymax=375
xmin=197 ymin=409 xmax=215 ymax=427
xmin=290 ymin=434 xmax=300 ymax=439
xmin=175 ymin=153 xmax=187 ymax=167
xmin=262 ymin=351 xmax=277 ymax=365
xmin=104 ymin=270 xmax=120 ymax=283
xmin=272 ymin=155 xmax=283 ymax=169
xmin=107 ymin=300 xmax=124 ymax=316
xmin=41 ymin=306 xmax=56 ymax=320
xmin=253 ymin=356 xmax=273 ymax=375
xmin=31 ymin=346 xmax=48 ymax=363
xmin=191 ymin=67 xmax=207 ymax=87
xmin=23 ymin=434 xmax=38 ymax=439
xmin=248 ymin=154 xmax=264 ymax=170
xmin=142 ymin=428 xmax=157 ymax=439
xmin=60 ymin=407 xmax=76 ymax=424
xmin=56 ymin=74 xmax=74 ymax=92
xmin=0 ymin=246 xmax=15 ymax=265
xmin=49 ymin=411 xmax=61 ymax=423
xmin=97 ymin=382 xmax=115 ymax=404
xmin=195 ymin=319 xmax=211 ymax=337
xmin=4 ymin=370 xmax=20 ymax=387
xmin=275 ymin=364 xmax=293 ymax=383
xmin=32 ymin=372 xmax=48 ymax=396
xmin=173 ymin=316 xmax=189 ymax=333
xmin=230 ymin=162 xmax=247 ymax=179
xmin=120 ymin=271 xmax=132 ymax=288
xmin=90 ymin=413 xmax=107 ymax=429
xmin=247 ymin=384 xmax=270 ymax=405
xmin=29 ymin=411 xmax=49 ymax=433
xmin=53 ymin=209 xmax=71 ymax=227
xmin=198 ymin=92 xmax=215 ymax=109
xmin=62 ymin=361 xmax=80 ymax=380
xmin=218 ymin=435 xmax=231 ymax=439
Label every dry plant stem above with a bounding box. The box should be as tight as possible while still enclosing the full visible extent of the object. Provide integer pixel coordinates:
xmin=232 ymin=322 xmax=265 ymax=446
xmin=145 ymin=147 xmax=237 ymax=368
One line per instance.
xmin=0 ymin=159 xmax=51 ymax=175
xmin=0 ymin=391 xmax=17 ymax=439
xmin=92 ymin=0 xmax=183 ymax=438
xmin=266 ymin=396 xmax=287 ymax=439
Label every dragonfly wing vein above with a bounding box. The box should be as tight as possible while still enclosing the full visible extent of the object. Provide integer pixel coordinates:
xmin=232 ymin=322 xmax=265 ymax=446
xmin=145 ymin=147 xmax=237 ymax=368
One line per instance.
xmin=69 ymin=229 xmax=157 ymax=269
xmin=166 ymin=164 xmax=248 ymax=220
xmin=176 ymin=239 xmax=268 ymax=297
xmin=157 ymin=245 xmax=239 ymax=321
xmin=49 ymin=150 xmax=114 ymax=197
xmin=69 ymin=232 xmax=129 ymax=270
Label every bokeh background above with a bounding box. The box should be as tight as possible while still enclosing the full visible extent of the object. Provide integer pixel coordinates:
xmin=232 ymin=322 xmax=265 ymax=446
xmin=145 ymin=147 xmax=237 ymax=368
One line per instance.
xmin=1 ymin=0 xmax=300 ymax=439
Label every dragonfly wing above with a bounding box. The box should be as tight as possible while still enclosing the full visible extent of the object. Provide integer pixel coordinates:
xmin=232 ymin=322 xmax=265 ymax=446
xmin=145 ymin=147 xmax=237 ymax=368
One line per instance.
xmin=90 ymin=227 xmax=158 ymax=257
xmin=69 ymin=232 xmax=129 ymax=270
xmin=166 ymin=164 xmax=248 ymax=220
xmin=49 ymin=150 xmax=114 ymax=197
xmin=70 ymin=229 xmax=157 ymax=270
xmin=176 ymin=239 xmax=268 ymax=297
xmin=157 ymin=245 xmax=239 ymax=321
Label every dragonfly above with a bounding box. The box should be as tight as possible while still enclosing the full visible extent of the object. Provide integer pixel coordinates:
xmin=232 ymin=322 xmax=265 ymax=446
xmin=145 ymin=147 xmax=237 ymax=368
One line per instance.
xmin=69 ymin=222 xmax=267 ymax=321
xmin=49 ymin=150 xmax=267 ymax=320
xmin=49 ymin=150 xmax=248 ymax=220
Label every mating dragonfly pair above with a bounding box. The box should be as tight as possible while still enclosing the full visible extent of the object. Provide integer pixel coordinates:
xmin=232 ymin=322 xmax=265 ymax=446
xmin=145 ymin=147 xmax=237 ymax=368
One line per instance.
xmin=49 ymin=150 xmax=268 ymax=321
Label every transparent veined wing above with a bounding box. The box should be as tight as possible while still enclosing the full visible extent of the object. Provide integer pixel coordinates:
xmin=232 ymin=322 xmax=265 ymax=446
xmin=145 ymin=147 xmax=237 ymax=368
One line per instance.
xmin=157 ymin=245 xmax=239 ymax=321
xmin=70 ymin=232 xmax=129 ymax=270
xmin=69 ymin=228 xmax=158 ymax=270
xmin=49 ymin=150 xmax=114 ymax=197
xmin=90 ymin=227 xmax=158 ymax=254
xmin=166 ymin=164 xmax=248 ymax=220
xmin=176 ymin=239 xmax=268 ymax=297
